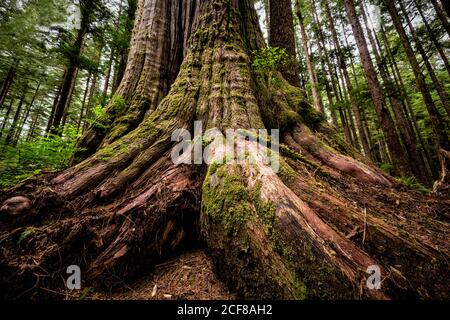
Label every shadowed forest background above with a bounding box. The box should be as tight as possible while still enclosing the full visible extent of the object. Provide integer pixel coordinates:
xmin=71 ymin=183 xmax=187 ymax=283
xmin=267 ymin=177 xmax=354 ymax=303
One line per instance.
xmin=0 ymin=0 xmax=449 ymax=300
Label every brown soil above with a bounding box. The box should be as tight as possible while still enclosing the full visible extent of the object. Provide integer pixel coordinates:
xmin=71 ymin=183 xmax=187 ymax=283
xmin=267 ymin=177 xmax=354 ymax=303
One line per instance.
xmin=81 ymin=250 xmax=234 ymax=300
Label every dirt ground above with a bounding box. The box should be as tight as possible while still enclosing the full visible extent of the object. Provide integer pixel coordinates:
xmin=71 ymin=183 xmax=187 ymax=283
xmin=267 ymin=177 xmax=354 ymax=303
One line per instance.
xmin=86 ymin=250 xmax=234 ymax=300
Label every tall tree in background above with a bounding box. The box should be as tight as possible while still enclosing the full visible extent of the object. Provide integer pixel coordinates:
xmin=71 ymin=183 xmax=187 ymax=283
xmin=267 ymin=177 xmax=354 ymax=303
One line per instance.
xmin=295 ymin=0 xmax=324 ymax=113
xmin=48 ymin=0 xmax=101 ymax=135
xmin=268 ymin=0 xmax=300 ymax=87
xmin=343 ymin=0 xmax=411 ymax=176
xmin=382 ymin=0 xmax=450 ymax=153
xmin=322 ymin=1 xmax=370 ymax=155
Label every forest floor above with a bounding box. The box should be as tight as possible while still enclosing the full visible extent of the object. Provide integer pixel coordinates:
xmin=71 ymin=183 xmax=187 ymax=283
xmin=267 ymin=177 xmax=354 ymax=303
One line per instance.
xmin=70 ymin=250 xmax=234 ymax=300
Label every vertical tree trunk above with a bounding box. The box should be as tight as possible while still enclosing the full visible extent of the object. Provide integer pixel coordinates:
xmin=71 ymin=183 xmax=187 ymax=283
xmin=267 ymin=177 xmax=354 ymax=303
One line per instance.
xmin=431 ymin=0 xmax=450 ymax=37
xmin=414 ymin=0 xmax=450 ymax=77
xmin=0 ymin=66 xmax=16 ymax=110
xmin=268 ymin=0 xmax=300 ymax=87
xmin=398 ymin=0 xmax=450 ymax=119
xmin=13 ymin=82 xmax=41 ymax=145
xmin=46 ymin=73 xmax=65 ymax=134
xmin=102 ymin=47 xmax=115 ymax=105
xmin=383 ymin=0 xmax=450 ymax=151
xmin=359 ymin=0 xmax=429 ymax=182
xmin=0 ymin=98 xmax=15 ymax=139
xmin=26 ymin=108 xmax=40 ymax=142
xmin=77 ymin=73 xmax=92 ymax=133
xmin=322 ymin=0 xmax=370 ymax=155
xmin=378 ymin=21 xmax=435 ymax=177
xmin=5 ymin=92 xmax=26 ymax=145
xmin=49 ymin=0 xmax=94 ymax=135
xmin=295 ymin=1 xmax=324 ymax=113
xmin=344 ymin=0 xmax=410 ymax=176
xmin=61 ymin=68 xmax=79 ymax=130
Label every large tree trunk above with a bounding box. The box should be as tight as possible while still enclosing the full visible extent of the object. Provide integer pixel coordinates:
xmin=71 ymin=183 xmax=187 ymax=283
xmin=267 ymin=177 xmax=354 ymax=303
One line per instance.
xmin=268 ymin=0 xmax=300 ymax=87
xmin=73 ymin=0 xmax=198 ymax=163
xmin=0 ymin=0 xmax=449 ymax=300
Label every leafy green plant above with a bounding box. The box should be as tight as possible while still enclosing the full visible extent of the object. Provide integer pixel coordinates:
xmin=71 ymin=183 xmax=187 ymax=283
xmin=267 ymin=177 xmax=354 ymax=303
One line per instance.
xmin=397 ymin=176 xmax=430 ymax=193
xmin=18 ymin=227 xmax=36 ymax=244
xmin=379 ymin=163 xmax=394 ymax=175
xmin=0 ymin=125 xmax=80 ymax=189
xmin=252 ymin=46 xmax=289 ymax=90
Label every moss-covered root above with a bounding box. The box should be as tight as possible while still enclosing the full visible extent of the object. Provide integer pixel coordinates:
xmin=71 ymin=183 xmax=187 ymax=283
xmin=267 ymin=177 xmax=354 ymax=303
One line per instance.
xmin=200 ymin=149 xmax=391 ymax=299
xmin=284 ymin=124 xmax=393 ymax=186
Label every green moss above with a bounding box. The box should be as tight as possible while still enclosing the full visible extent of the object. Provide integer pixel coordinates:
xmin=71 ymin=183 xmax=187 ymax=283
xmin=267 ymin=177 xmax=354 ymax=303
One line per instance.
xmin=277 ymin=160 xmax=297 ymax=187
xmin=279 ymin=144 xmax=318 ymax=168
xmin=294 ymin=279 xmax=308 ymax=299
xmin=98 ymin=147 xmax=115 ymax=161
xmin=202 ymin=164 xmax=252 ymax=236
xmin=18 ymin=227 xmax=37 ymax=244
xmin=251 ymin=181 xmax=276 ymax=235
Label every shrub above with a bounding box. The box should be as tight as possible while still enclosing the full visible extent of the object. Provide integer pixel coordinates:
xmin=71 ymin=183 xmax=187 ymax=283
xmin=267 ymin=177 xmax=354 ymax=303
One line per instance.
xmin=0 ymin=125 xmax=80 ymax=189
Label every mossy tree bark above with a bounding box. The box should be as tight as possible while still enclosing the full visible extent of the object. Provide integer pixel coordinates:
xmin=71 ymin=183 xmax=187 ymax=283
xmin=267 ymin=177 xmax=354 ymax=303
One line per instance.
xmin=0 ymin=0 xmax=449 ymax=300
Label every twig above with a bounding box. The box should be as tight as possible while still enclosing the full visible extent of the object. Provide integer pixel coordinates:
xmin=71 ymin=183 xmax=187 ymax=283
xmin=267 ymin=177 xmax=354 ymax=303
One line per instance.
xmin=362 ymin=207 xmax=367 ymax=247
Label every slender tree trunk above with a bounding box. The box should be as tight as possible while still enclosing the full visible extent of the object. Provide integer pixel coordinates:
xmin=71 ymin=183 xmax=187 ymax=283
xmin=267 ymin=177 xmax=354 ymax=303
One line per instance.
xmin=383 ymin=0 xmax=450 ymax=151
xmin=344 ymin=0 xmax=410 ymax=176
xmin=323 ymin=0 xmax=370 ymax=154
xmin=13 ymin=82 xmax=40 ymax=145
xmin=295 ymin=1 xmax=324 ymax=113
xmin=268 ymin=0 xmax=300 ymax=87
xmin=49 ymin=0 xmax=94 ymax=135
xmin=398 ymin=0 xmax=450 ymax=119
xmin=0 ymin=98 xmax=15 ymax=139
xmin=26 ymin=108 xmax=40 ymax=142
xmin=311 ymin=2 xmax=339 ymax=126
xmin=414 ymin=0 xmax=450 ymax=77
xmin=61 ymin=68 xmax=79 ymax=130
xmin=5 ymin=92 xmax=26 ymax=145
xmin=102 ymin=47 xmax=115 ymax=105
xmin=431 ymin=0 xmax=450 ymax=38
xmin=46 ymin=73 xmax=65 ymax=134
xmin=360 ymin=0 xmax=429 ymax=182
xmin=77 ymin=73 xmax=92 ymax=133
xmin=0 ymin=66 xmax=16 ymax=110
xmin=378 ymin=21 xmax=435 ymax=177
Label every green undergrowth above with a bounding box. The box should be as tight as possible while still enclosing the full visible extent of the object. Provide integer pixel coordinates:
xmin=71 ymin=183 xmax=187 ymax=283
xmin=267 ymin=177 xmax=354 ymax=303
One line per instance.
xmin=397 ymin=176 xmax=431 ymax=193
xmin=0 ymin=125 xmax=80 ymax=189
